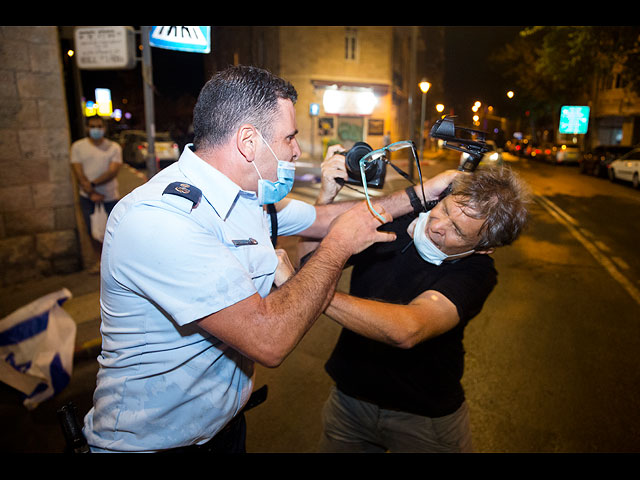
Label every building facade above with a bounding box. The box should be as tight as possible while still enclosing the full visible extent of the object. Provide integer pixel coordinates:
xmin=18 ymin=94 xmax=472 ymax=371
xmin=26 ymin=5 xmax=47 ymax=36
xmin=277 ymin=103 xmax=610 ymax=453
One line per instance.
xmin=593 ymin=64 xmax=640 ymax=147
xmin=0 ymin=26 xmax=81 ymax=286
xmin=205 ymin=26 xmax=445 ymax=162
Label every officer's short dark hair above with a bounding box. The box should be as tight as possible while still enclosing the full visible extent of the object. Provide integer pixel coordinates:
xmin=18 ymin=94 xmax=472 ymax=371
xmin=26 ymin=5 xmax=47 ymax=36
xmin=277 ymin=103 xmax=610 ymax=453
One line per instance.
xmin=192 ymin=65 xmax=298 ymax=151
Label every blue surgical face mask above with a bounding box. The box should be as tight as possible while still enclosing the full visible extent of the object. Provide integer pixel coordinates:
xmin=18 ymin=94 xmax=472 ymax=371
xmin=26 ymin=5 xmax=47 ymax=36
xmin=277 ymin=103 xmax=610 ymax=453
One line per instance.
xmin=89 ymin=127 xmax=104 ymax=140
xmin=253 ymin=130 xmax=295 ymax=205
xmin=411 ymin=211 xmax=474 ymax=265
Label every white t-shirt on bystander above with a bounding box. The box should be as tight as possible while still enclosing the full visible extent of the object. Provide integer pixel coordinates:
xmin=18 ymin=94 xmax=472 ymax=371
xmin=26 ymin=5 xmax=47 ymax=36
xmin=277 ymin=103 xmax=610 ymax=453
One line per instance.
xmin=70 ymin=137 xmax=123 ymax=202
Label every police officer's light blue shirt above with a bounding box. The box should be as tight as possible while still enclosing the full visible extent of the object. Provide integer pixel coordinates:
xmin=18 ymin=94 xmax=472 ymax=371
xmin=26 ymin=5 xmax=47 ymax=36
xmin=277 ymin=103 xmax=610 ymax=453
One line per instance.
xmin=83 ymin=145 xmax=316 ymax=452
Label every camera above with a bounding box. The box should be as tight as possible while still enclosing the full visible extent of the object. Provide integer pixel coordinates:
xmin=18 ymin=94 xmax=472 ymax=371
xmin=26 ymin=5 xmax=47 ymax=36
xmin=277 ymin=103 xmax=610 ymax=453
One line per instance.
xmin=338 ymin=142 xmax=387 ymax=189
xmin=430 ymin=115 xmax=489 ymax=172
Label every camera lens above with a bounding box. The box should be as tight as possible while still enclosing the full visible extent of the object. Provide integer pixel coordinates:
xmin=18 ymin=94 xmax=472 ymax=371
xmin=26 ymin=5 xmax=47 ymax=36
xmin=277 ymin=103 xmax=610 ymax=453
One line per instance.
xmin=345 ymin=142 xmax=375 ymax=180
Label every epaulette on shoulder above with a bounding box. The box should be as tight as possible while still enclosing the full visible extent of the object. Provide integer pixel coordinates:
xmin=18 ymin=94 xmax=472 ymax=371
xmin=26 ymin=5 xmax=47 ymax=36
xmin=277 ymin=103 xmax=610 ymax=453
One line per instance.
xmin=162 ymin=182 xmax=202 ymax=212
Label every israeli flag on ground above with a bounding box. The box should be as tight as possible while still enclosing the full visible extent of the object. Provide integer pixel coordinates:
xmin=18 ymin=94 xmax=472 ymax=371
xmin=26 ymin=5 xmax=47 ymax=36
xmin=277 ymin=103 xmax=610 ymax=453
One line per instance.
xmin=0 ymin=289 xmax=77 ymax=410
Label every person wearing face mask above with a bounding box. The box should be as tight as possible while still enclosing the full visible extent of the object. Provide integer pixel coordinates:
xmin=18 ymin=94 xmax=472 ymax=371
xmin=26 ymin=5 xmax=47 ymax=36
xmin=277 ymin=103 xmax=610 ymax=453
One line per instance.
xmin=83 ymin=65 xmax=453 ymax=453
xmin=297 ymin=164 xmax=530 ymax=453
xmin=70 ymin=115 xmax=123 ymax=273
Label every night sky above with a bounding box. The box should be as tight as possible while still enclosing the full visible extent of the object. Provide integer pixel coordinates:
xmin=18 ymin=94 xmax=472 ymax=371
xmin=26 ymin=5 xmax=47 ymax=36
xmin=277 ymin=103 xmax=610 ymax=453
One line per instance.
xmin=444 ymin=26 xmax=526 ymax=121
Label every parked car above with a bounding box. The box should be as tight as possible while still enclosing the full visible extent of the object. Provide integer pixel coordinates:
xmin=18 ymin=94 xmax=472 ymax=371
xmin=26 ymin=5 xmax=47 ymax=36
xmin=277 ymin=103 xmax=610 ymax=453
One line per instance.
xmin=579 ymin=145 xmax=634 ymax=177
xmin=547 ymin=143 xmax=581 ymax=165
xmin=608 ymin=148 xmax=640 ymax=188
xmin=459 ymin=140 xmax=504 ymax=168
xmin=523 ymin=141 xmax=537 ymax=158
xmin=119 ymin=130 xmax=180 ymax=170
xmin=529 ymin=143 xmax=552 ymax=161
xmin=506 ymin=139 xmax=526 ymax=156
xmin=510 ymin=138 xmax=531 ymax=157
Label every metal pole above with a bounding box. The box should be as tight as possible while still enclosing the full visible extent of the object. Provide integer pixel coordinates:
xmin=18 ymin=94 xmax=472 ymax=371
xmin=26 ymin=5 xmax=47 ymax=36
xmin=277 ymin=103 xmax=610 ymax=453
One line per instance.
xmin=310 ymin=115 xmax=314 ymax=159
xmin=141 ymin=26 xmax=157 ymax=178
xmin=419 ymin=91 xmax=426 ymax=159
xmin=408 ymin=26 xmax=418 ymax=180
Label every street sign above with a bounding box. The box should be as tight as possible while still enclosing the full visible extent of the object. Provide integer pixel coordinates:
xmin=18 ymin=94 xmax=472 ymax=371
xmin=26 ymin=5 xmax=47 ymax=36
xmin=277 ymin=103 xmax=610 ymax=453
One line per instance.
xmin=149 ymin=26 xmax=211 ymax=53
xmin=74 ymin=26 xmax=137 ymax=70
xmin=559 ymin=106 xmax=590 ymax=134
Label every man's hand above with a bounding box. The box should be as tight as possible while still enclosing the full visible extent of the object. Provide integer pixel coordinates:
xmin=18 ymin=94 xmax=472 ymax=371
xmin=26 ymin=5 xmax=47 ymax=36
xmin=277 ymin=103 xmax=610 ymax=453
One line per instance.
xmin=317 ymin=144 xmax=348 ymax=205
xmin=421 ymin=169 xmax=462 ymax=200
xmin=79 ymin=178 xmax=94 ymax=195
xmin=274 ymin=248 xmax=295 ymax=287
xmin=89 ymin=192 xmax=105 ymax=202
xmin=325 ymin=200 xmax=396 ymax=258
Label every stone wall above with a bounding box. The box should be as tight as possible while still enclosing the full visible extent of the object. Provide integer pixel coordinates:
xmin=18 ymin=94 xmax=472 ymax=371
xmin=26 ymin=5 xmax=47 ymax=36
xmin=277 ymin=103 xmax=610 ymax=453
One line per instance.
xmin=0 ymin=26 xmax=81 ymax=286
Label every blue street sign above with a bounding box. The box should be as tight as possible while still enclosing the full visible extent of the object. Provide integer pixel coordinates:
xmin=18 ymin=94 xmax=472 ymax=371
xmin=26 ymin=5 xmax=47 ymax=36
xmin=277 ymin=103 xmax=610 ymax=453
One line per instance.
xmin=559 ymin=106 xmax=590 ymax=134
xmin=149 ymin=26 xmax=211 ymax=54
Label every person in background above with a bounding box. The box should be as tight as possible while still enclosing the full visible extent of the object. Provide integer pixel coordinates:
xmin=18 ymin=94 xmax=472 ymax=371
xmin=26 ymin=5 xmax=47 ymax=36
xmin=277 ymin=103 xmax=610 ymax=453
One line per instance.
xmin=70 ymin=115 xmax=122 ymax=273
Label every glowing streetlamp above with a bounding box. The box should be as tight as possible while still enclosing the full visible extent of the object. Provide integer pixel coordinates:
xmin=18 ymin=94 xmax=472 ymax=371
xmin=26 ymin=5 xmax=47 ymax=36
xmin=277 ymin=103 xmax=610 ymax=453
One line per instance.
xmin=419 ymin=80 xmax=431 ymax=157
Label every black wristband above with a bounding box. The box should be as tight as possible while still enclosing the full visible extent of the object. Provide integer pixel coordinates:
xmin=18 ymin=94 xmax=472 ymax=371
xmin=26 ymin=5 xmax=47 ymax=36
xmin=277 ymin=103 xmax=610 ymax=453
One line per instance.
xmin=405 ymin=186 xmax=424 ymax=215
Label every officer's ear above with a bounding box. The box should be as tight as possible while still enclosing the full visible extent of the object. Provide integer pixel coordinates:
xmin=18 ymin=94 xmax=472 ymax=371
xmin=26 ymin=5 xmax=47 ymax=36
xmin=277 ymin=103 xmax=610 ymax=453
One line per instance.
xmin=237 ymin=124 xmax=258 ymax=162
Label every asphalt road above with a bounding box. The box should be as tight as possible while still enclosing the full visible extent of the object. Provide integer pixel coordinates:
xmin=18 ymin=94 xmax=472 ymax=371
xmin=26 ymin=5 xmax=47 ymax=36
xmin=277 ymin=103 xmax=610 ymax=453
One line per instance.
xmin=451 ymin=153 xmax=640 ymax=452
xmin=2 ymin=151 xmax=639 ymax=453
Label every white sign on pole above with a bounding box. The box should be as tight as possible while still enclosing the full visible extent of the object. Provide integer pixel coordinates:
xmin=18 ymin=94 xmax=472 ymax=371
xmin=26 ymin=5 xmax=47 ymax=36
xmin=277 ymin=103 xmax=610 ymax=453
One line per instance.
xmin=74 ymin=26 xmax=137 ymax=70
xmin=149 ymin=26 xmax=211 ymax=53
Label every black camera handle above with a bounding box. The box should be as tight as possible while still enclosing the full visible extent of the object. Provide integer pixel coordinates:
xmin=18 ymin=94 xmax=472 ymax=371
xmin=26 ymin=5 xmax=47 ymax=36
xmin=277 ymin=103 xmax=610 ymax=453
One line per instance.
xmin=423 ymin=115 xmax=490 ymax=209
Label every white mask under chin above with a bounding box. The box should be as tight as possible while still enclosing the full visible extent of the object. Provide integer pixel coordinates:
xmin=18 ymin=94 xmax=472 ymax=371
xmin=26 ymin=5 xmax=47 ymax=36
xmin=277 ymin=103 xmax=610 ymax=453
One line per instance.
xmin=410 ymin=211 xmax=474 ymax=265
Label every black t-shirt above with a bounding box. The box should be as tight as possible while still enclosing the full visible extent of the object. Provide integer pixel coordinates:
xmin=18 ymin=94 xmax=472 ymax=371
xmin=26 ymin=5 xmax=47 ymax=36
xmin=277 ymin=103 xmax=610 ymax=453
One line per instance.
xmin=324 ymin=213 xmax=497 ymax=417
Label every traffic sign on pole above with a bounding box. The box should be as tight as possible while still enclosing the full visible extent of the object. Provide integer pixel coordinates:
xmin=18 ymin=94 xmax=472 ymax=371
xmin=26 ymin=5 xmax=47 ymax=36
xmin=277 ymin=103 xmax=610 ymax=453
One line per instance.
xmin=148 ymin=26 xmax=211 ymax=54
xmin=559 ymin=106 xmax=590 ymax=134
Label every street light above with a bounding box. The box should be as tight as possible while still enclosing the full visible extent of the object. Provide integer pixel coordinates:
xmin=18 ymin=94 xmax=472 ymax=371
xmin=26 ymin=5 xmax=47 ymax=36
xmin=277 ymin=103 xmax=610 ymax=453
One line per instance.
xmin=419 ymin=80 xmax=431 ymax=158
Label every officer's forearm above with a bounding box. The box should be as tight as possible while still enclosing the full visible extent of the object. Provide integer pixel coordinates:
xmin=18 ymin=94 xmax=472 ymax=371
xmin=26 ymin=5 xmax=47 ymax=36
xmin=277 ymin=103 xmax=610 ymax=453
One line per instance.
xmin=199 ymin=202 xmax=392 ymax=368
xmin=199 ymin=239 xmax=348 ymax=369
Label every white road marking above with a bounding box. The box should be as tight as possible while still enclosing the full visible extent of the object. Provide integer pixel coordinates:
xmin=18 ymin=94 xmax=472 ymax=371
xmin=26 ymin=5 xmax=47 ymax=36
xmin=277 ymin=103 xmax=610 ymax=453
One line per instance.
xmin=535 ymin=193 xmax=640 ymax=307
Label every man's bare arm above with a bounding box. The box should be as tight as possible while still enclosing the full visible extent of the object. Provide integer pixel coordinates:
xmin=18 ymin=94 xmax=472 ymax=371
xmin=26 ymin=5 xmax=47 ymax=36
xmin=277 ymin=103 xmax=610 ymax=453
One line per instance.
xmin=325 ymin=289 xmax=460 ymax=349
xmin=197 ymin=201 xmax=396 ymax=367
xmin=91 ymin=161 xmax=121 ymax=186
